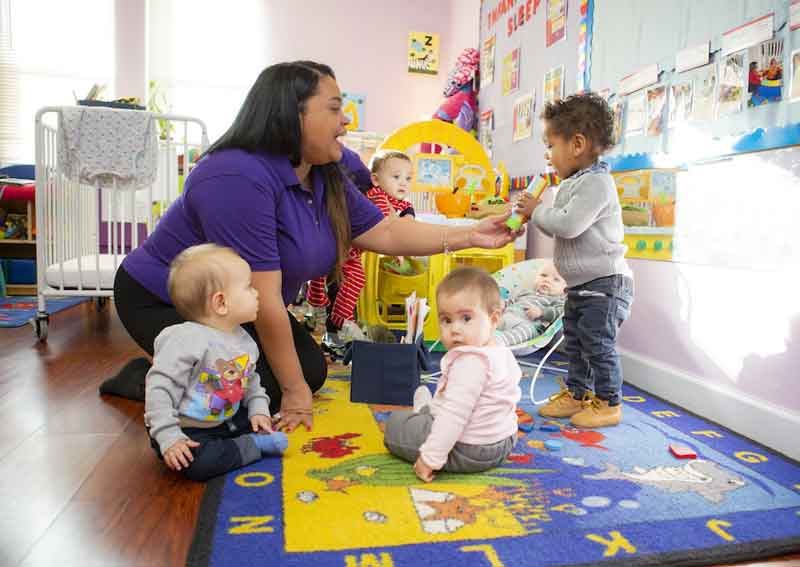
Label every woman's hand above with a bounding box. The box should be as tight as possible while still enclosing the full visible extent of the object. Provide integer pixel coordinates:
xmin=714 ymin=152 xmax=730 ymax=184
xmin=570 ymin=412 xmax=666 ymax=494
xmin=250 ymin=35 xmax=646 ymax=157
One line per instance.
xmin=275 ymin=383 xmax=314 ymax=432
xmin=469 ymin=210 xmax=525 ymax=249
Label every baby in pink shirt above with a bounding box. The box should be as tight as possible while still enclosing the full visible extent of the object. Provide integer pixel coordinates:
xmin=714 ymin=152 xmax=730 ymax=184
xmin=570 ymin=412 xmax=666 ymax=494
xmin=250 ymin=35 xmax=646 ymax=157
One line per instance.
xmin=384 ymin=266 xmax=522 ymax=482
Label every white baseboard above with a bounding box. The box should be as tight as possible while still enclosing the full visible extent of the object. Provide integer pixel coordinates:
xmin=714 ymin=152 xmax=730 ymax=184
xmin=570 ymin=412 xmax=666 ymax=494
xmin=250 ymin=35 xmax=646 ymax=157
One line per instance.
xmin=619 ymin=348 xmax=800 ymax=462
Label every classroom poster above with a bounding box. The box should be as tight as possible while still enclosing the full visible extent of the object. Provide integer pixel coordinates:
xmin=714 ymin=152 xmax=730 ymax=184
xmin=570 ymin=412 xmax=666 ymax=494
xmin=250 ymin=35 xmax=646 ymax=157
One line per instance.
xmin=342 ymin=92 xmax=365 ymax=131
xmin=543 ymin=65 xmax=565 ymax=105
xmin=625 ymin=92 xmax=645 ymax=136
xmin=512 ymin=92 xmax=535 ymax=142
xmin=646 ymin=85 xmax=667 ymax=136
xmin=718 ymin=52 xmax=746 ymax=116
xmin=611 ymin=99 xmax=625 ymax=146
xmin=668 ymin=81 xmax=693 ymax=127
xmin=479 ymin=109 xmax=495 ymax=158
xmin=481 ymin=35 xmax=496 ymax=88
xmin=502 ymin=48 xmax=521 ymax=95
xmin=546 ymin=0 xmax=567 ymax=47
xmin=791 ymin=49 xmax=800 ymax=101
xmin=747 ymin=38 xmax=783 ymax=107
xmin=692 ymin=64 xmax=717 ymax=121
xmin=407 ymin=32 xmax=439 ymax=75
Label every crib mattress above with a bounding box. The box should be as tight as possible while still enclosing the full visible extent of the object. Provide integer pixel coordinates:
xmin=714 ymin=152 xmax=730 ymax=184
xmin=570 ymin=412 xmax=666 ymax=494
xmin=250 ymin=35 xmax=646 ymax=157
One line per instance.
xmin=45 ymin=254 xmax=125 ymax=290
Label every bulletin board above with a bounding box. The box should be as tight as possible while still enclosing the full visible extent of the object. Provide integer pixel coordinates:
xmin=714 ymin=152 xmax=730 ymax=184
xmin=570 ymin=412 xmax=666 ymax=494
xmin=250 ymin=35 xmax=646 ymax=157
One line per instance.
xmin=478 ymin=0 xmax=586 ymax=178
xmin=591 ymin=0 xmax=800 ymax=160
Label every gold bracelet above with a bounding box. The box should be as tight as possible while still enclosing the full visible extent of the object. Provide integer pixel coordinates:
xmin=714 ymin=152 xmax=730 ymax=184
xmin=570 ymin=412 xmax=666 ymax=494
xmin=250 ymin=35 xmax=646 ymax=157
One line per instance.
xmin=442 ymin=227 xmax=453 ymax=255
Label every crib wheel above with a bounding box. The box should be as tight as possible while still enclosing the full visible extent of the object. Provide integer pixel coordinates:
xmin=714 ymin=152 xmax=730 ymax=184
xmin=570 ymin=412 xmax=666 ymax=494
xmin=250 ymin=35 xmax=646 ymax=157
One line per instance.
xmin=33 ymin=315 xmax=49 ymax=342
xmin=95 ymin=298 xmax=108 ymax=311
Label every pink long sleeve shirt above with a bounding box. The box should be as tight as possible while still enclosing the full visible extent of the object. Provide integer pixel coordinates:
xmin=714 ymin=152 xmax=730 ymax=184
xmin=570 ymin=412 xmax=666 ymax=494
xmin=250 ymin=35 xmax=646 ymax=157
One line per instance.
xmin=419 ymin=345 xmax=522 ymax=469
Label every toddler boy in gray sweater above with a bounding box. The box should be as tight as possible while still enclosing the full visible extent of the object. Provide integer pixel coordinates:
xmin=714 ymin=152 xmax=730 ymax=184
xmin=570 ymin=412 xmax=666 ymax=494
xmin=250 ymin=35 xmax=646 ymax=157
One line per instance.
xmin=144 ymin=244 xmax=287 ymax=481
xmin=515 ymin=93 xmax=634 ymax=429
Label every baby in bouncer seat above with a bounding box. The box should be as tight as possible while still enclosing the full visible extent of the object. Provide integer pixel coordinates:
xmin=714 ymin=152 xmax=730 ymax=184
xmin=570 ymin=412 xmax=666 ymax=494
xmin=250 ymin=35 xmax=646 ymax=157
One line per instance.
xmin=496 ymin=261 xmax=566 ymax=347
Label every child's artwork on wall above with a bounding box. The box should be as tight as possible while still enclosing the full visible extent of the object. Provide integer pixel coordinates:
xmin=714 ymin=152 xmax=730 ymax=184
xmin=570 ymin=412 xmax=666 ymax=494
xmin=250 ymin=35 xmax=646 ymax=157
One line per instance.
xmin=792 ymin=49 xmax=800 ymax=101
xmin=718 ymin=52 xmax=745 ymax=116
xmin=668 ymin=81 xmax=693 ymax=127
xmin=646 ymin=85 xmax=667 ymax=136
xmin=407 ymin=32 xmax=439 ymax=75
xmin=626 ymin=92 xmax=645 ymax=136
xmin=546 ymin=0 xmax=567 ymax=47
xmin=413 ymin=154 xmax=455 ymax=192
xmin=479 ymin=109 xmax=495 ymax=158
xmin=502 ymin=48 xmax=521 ymax=95
xmin=481 ymin=35 xmax=496 ymax=88
xmin=747 ymin=38 xmax=783 ymax=107
xmin=611 ymin=99 xmax=625 ymax=146
xmin=512 ymin=92 xmax=535 ymax=142
xmin=543 ymin=65 xmax=564 ymax=105
xmin=692 ymin=64 xmax=717 ymax=121
xmin=342 ymin=92 xmax=365 ymax=131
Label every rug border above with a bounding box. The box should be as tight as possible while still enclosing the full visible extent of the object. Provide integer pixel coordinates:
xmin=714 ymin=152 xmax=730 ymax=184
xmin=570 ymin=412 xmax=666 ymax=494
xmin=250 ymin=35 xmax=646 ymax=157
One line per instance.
xmin=569 ymin=536 xmax=800 ymax=566
xmin=184 ymin=372 xmax=800 ymax=567
xmin=186 ymin=475 xmax=225 ymax=567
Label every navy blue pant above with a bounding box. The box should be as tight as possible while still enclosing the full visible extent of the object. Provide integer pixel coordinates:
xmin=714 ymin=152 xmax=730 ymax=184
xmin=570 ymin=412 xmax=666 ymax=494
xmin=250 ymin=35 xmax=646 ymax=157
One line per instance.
xmin=148 ymin=405 xmax=261 ymax=482
xmin=562 ymin=274 xmax=634 ymax=406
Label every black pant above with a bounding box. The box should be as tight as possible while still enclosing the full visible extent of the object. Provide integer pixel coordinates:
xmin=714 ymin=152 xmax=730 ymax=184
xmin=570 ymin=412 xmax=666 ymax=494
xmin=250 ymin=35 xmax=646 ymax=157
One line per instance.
xmin=114 ymin=265 xmax=327 ymax=413
xmin=149 ymin=405 xmax=261 ymax=482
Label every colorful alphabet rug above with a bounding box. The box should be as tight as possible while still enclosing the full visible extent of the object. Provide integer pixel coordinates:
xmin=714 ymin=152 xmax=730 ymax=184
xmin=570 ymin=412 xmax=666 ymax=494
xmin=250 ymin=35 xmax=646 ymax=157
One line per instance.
xmin=187 ymin=363 xmax=800 ymax=567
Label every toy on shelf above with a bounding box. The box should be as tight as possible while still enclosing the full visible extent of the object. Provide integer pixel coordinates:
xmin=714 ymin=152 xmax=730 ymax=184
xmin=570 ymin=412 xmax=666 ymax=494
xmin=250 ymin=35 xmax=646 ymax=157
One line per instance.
xmin=612 ymin=168 xmax=680 ymax=261
xmin=356 ymin=118 xmax=518 ymax=341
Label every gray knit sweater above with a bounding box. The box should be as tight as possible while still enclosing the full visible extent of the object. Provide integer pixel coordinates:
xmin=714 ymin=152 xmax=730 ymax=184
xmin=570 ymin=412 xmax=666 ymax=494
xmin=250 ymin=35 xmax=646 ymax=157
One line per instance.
xmin=532 ymin=162 xmax=632 ymax=288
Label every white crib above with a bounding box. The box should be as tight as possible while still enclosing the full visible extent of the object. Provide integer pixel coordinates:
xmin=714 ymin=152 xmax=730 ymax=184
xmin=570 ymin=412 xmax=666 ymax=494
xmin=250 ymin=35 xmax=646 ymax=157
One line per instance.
xmin=33 ymin=106 xmax=209 ymax=341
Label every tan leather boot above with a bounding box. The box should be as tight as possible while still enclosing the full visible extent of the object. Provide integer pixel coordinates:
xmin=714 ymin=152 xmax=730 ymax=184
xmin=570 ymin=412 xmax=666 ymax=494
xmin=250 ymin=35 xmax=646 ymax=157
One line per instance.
xmin=538 ymin=388 xmax=587 ymax=418
xmin=570 ymin=397 xmax=622 ymax=428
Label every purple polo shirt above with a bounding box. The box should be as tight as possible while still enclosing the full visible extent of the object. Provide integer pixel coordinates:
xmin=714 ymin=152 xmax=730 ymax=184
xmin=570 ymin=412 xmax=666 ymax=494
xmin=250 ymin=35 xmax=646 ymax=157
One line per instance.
xmin=122 ymin=149 xmax=384 ymax=305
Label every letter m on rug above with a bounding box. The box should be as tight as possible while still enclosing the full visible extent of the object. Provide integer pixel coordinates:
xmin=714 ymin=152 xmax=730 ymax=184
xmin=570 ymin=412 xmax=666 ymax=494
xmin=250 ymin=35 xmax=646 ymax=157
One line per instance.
xmin=344 ymin=552 xmax=395 ymax=567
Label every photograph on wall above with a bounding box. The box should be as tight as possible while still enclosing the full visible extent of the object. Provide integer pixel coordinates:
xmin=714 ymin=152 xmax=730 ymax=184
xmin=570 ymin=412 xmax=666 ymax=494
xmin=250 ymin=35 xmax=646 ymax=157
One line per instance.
xmin=718 ymin=52 xmax=745 ymax=116
xmin=512 ymin=92 xmax=535 ymax=142
xmin=342 ymin=92 xmax=365 ymax=131
xmin=611 ymin=99 xmax=625 ymax=146
xmin=646 ymin=85 xmax=667 ymax=136
xmin=479 ymin=109 xmax=495 ymax=158
xmin=668 ymin=81 xmax=693 ymax=127
xmin=747 ymin=38 xmax=784 ymax=107
xmin=691 ymin=63 xmax=717 ymax=121
xmin=625 ymin=92 xmax=645 ymax=136
xmin=792 ymin=49 xmax=800 ymax=100
xmin=414 ymin=154 xmax=454 ymax=191
xmin=481 ymin=35 xmax=496 ymax=88
xmin=407 ymin=32 xmax=439 ymax=75
xmin=502 ymin=47 xmax=521 ymax=95
xmin=543 ymin=65 xmax=565 ymax=105
xmin=546 ymin=0 xmax=568 ymax=47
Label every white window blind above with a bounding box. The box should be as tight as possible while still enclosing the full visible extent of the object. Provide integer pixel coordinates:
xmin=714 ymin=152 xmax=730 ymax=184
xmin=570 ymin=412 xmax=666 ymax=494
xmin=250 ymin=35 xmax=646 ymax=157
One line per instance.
xmin=148 ymin=0 xmax=268 ymax=142
xmin=7 ymin=0 xmax=114 ymax=163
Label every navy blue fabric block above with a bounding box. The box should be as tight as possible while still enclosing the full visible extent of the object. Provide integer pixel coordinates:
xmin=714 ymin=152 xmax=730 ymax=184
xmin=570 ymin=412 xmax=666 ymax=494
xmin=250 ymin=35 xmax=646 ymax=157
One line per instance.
xmin=345 ymin=337 xmax=430 ymax=406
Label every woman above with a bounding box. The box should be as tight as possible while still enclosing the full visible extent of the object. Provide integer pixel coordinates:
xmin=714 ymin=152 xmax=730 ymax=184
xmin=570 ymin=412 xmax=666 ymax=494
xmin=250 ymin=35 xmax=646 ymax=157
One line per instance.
xmin=102 ymin=61 xmax=520 ymax=432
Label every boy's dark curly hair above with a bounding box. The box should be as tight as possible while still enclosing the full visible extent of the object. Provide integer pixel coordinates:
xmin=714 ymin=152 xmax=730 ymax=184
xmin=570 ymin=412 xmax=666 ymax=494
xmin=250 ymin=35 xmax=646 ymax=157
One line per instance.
xmin=540 ymin=93 xmax=614 ymax=153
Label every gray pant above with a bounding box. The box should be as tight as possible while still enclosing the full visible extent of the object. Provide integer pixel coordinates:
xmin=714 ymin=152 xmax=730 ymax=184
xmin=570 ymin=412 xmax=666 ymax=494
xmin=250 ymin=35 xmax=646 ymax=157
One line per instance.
xmin=384 ymin=406 xmax=515 ymax=473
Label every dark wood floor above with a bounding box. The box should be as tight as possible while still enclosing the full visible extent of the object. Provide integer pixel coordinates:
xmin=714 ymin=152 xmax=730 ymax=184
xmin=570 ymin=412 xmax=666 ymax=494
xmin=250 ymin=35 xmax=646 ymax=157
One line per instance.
xmin=0 ymin=302 xmax=798 ymax=566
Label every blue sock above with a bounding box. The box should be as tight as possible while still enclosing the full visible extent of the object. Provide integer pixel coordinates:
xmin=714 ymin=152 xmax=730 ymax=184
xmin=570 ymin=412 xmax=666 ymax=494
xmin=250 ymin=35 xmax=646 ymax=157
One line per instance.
xmin=250 ymin=432 xmax=288 ymax=456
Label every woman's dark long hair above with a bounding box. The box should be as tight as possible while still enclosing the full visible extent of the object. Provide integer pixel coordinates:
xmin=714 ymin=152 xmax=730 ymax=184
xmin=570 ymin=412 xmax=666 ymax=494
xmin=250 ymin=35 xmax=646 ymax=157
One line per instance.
xmin=204 ymin=61 xmax=351 ymax=281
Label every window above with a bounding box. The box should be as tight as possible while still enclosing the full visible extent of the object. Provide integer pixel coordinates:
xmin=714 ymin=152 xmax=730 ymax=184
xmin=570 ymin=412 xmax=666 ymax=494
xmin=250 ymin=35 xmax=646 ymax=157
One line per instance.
xmin=5 ymin=0 xmax=115 ymax=163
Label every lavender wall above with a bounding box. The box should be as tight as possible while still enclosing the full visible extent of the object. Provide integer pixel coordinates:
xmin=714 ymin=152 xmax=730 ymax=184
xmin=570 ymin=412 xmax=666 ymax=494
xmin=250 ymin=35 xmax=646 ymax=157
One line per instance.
xmin=257 ymin=0 xmax=480 ymax=135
